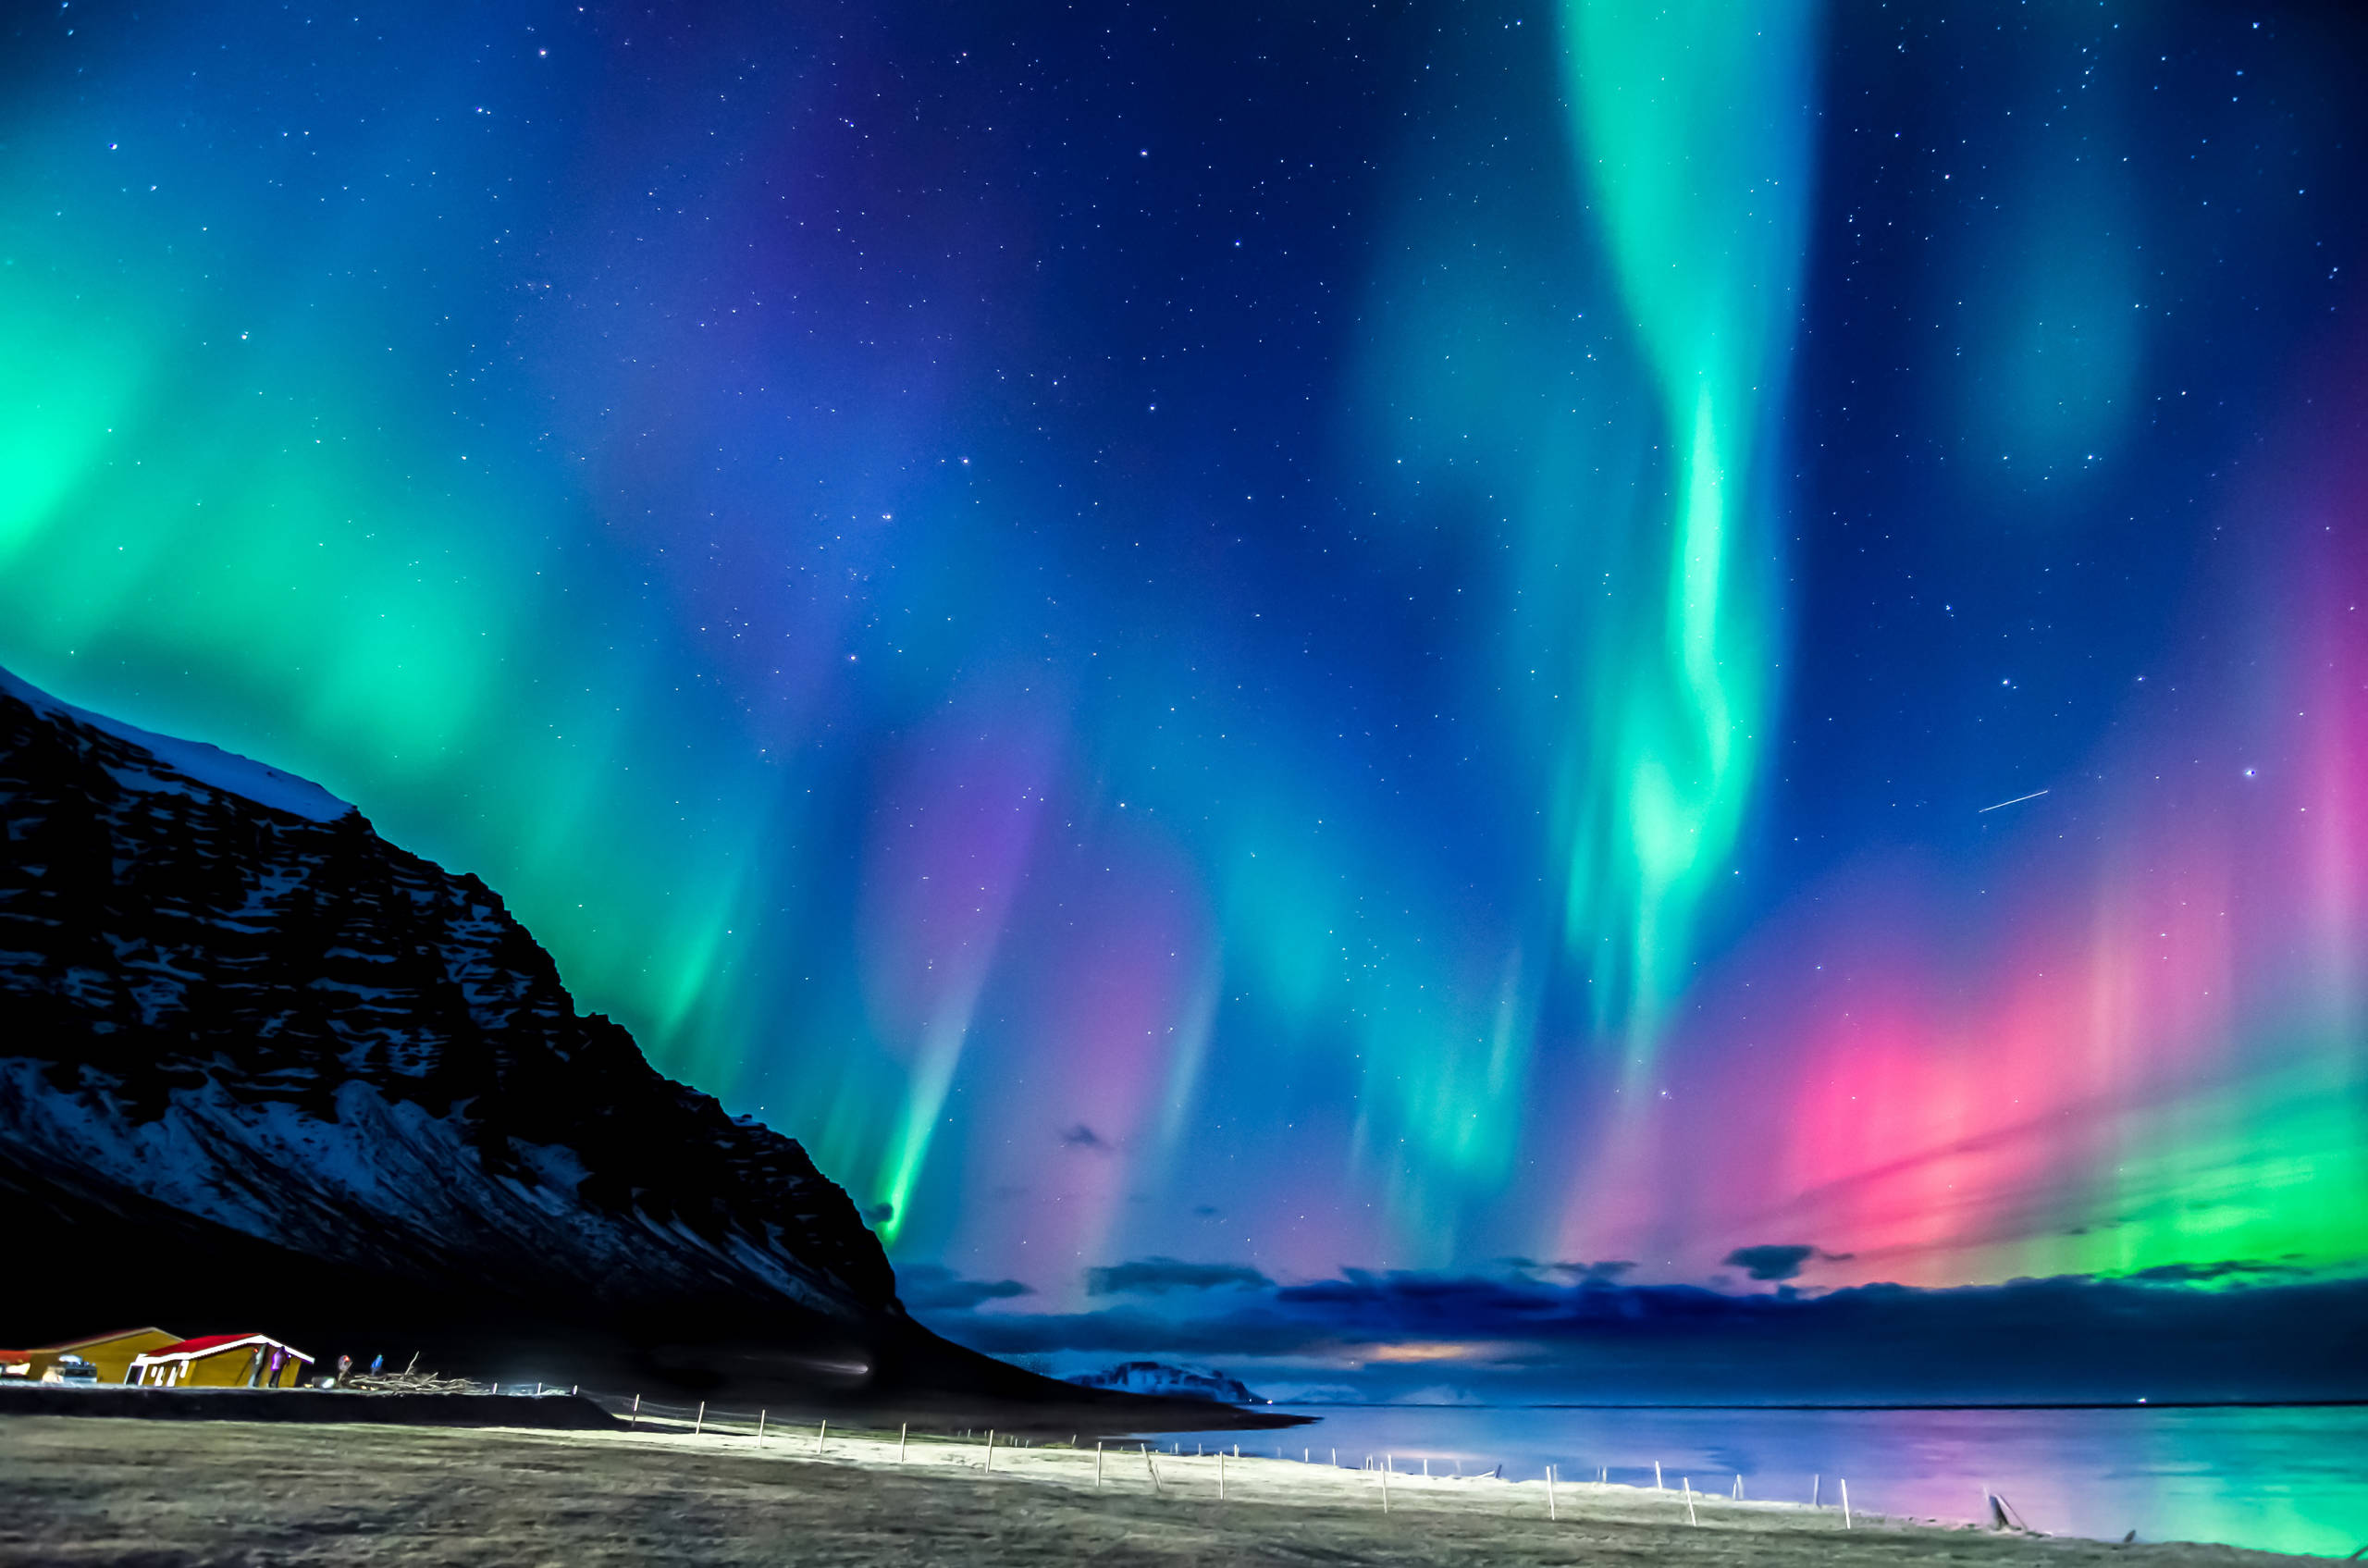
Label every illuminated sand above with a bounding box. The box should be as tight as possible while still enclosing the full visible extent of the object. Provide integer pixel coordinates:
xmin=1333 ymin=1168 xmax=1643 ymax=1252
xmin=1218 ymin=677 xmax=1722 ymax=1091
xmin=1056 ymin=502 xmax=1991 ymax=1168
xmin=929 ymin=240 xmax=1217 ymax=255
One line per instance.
xmin=0 ymin=1414 xmax=2295 ymax=1564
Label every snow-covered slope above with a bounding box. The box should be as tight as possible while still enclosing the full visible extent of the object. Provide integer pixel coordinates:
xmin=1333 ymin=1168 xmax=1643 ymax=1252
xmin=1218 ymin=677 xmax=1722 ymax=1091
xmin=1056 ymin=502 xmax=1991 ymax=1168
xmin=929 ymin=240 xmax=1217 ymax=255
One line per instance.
xmin=1067 ymin=1361 xmax=1259 ymax=1403
xmin=0 ymin=667 xmax=352 ymax=823
xmin=0 ymin=664 xmax=901 ymax=1362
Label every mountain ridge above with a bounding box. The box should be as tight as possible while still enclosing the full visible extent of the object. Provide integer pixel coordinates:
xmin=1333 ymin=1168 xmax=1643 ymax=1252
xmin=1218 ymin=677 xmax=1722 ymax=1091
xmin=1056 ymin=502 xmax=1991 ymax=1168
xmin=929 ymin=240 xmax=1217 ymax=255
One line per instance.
xmin=1 ymin=661 xmax=895 ymax=1328
xmin=0 ymin=665 xmax=1137 ymax=1414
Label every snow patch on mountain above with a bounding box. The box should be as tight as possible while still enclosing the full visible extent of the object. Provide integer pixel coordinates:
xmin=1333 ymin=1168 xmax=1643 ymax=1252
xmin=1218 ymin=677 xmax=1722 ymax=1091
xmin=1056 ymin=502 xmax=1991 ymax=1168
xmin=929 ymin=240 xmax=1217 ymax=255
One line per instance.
xmin=0 ymin=664 xmax=352 ymax=823
xmin=1067 ymin=1360 xmax=1259 ymax=1403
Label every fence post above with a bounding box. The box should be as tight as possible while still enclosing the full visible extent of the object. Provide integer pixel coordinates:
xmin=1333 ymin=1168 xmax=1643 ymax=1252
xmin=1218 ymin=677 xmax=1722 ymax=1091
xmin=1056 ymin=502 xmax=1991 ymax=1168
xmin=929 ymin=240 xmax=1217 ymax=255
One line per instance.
xmin=1219 ymin=1450 xmax=1227 ymax=1500
xmin=1684 ymin=1477 xmax=1697 ymax=1527
xmin=1095 ymin=1439 xmax=1104 ymax=1487
xmin=693 ymin=1401 xmax=705 ymax=1436
xmin=985 ymin=1428 xmax=994 ymax=1472
xmin=1841 ymin=1478 xmax=1852 ymax=1528
xmin=1654 ymin=1460 xmax=1663 ymax=1490
xmin=1548 ymin=1464 xmax=1557 ymax=1521
xmin=1382 ymin=1455 xmax=1391 ymax=1513
xmin=818 ymin=1419 xmax=828 ymax=1457
xmin=757 ymin=1410 xmax=766 ymax=1443
xmin=629 ymin=1393 xmax=640 ymax=1430
xmin=899 ymin=1422 xmax=908 ymax=1463
xmin=1812 ymin=1474 xmax=1819 ymax=1508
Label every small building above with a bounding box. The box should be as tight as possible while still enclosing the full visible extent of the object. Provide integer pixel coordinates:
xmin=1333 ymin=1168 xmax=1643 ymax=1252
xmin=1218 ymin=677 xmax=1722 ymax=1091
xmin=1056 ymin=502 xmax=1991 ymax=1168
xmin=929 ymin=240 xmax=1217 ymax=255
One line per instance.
xmin=128 ymin=1334 xmax=315 ymax=1389
xmin=0 ymin=1328 xmax=182 ymax=1385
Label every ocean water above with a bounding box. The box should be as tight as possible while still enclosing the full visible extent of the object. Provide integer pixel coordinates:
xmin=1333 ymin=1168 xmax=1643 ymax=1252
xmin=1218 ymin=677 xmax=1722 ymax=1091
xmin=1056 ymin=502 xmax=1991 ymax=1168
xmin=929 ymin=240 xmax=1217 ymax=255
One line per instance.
xmin=1144 ymin=1403 xmax=2368 ymax=1557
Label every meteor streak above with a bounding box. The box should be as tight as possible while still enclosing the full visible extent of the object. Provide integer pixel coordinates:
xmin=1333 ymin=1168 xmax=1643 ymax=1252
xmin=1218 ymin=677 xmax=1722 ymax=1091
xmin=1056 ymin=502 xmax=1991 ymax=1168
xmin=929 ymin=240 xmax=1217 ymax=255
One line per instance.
xmin=1978 ymin=789 xmax=2051 ymax=814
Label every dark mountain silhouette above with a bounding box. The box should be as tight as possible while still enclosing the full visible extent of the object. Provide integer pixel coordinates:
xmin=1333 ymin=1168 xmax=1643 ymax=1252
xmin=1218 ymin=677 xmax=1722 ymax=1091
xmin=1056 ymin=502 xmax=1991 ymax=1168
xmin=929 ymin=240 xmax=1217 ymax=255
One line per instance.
xmin=0 ymin=666 xmax=1291 ymax=1428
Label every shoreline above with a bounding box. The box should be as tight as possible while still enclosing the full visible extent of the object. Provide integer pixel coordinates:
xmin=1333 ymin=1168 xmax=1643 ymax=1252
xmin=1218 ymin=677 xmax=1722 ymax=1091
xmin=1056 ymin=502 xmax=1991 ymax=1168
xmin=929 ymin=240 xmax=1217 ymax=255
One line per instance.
xmin=2 ymin=1413 xmax=2308 ymax=1564
xmin=1264 ymin=1399 xmax=2368 ymax=1413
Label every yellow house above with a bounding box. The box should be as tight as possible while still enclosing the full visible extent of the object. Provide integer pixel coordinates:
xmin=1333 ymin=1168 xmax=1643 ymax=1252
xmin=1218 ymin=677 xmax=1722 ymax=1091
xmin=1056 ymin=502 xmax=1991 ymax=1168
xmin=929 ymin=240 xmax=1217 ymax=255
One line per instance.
xmin=128 ymin=1334 xmax=315 ymax=1389
xmin=0 ymin=1328 xmax=182 ymax=1385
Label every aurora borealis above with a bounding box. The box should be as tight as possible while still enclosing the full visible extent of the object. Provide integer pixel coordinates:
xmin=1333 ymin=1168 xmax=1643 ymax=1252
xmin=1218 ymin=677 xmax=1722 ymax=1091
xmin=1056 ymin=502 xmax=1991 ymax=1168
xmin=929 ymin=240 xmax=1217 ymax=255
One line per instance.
xmin=7 ymin=0 xmax=2368 ymax=1389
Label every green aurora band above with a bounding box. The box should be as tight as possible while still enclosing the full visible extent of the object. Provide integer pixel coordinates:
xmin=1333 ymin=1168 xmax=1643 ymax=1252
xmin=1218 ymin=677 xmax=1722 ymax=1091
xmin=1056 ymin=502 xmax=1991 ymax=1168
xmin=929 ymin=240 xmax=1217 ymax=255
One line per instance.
xmin=1555 ymin=0 xmax=1817 ymax=1054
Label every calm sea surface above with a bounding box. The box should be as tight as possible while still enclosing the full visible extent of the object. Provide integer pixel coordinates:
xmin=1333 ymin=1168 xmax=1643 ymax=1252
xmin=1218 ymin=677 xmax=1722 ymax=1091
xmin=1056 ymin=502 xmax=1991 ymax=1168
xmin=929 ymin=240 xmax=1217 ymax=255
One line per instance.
xmin=1143 ymin=1403 xmax=2368 ymax=1557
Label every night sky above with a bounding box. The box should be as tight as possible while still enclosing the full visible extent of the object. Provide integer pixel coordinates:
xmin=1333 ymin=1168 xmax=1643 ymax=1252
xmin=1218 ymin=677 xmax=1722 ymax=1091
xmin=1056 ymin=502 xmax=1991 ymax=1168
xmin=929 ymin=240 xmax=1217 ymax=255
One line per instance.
xmin=6 ymin=0 xmax=2367 ymax=1396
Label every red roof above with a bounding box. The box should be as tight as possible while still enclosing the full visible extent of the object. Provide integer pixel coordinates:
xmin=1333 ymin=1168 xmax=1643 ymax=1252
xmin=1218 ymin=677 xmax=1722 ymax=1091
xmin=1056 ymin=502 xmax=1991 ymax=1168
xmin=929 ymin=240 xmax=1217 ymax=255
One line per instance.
xmin=154 ymin=1334 xmax=258 ymax=1357
xmin=144 ymin=1334 xmax=313 ymax=1363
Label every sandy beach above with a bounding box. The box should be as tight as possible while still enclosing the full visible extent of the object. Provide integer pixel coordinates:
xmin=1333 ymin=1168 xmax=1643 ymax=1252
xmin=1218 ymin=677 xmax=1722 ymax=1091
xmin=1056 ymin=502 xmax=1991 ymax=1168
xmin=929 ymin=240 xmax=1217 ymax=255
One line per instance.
xmin=0 ymin=1413 xmax=2304 ymax=1565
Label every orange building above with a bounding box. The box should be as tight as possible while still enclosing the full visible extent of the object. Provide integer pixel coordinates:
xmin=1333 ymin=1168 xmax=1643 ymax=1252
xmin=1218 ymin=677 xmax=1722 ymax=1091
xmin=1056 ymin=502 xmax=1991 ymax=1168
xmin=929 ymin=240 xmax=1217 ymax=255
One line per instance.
xmin=127 ymin=1334 xmax=315 ymax=1389
xmin=0 ymin=1328 xmax=181 ymax=1385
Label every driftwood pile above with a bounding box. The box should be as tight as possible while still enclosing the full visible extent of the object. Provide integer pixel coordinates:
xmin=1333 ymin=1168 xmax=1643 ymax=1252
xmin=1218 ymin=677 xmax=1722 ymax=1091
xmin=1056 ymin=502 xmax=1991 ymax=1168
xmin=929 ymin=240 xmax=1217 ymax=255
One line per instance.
xmin=340 ymin=1355 xmax=482 ymax=1395
xmin=342 ymin=1369 xmax=483 ymax=1395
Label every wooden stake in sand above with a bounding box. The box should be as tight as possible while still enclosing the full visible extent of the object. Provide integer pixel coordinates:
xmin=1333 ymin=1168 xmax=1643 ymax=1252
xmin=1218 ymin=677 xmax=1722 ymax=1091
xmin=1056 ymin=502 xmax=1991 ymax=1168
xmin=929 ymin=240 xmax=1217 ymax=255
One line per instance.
xmin=899 ymin=1423 xmax=908 ymax=1463
xmin=1684 ymin=1477 xmax=1697 ymax=1526
xmin=1095 ymin=1439 xmax=1104 ymax=1487
xmin=1146 ymin=1449 xmax=1161 ymax=1494
xmin=756 ymin=1410 xmax=767 ymax=1443
xmin=1841 ymin=1478 xmax=1852 ymax=1529
xmin=984 ymin=1429 xmax=994 ymax=1472
xmin=693 ymin=1401 xmax=706 ymax=1436
xmin=1547 ymin=1464 xmax=1557 ymax=1521
xmin=629 ymin=1394 xmax=641 ymax=1430
xmin=1218 ymin=1451 xmax=1227 ymax=1500
xmin=817 ymin=1420 xmax=828 ymax=1457
xmin=1381 ymin=1456 xmax=1391 ymax=1513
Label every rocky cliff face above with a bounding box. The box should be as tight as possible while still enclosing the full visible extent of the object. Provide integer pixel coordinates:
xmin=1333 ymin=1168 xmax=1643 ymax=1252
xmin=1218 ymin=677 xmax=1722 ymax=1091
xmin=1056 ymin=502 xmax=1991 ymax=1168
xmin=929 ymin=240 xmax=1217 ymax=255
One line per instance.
xmin=0 ymin=665 xmax=901 ymax=1377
